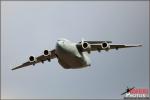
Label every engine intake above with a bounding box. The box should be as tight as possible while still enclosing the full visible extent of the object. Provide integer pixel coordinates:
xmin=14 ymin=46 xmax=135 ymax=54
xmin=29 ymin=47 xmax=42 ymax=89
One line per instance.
xmin=29 ymin=56 xmax=36 ymax=62
xmin=82 ymin=42 xmax=90 ymax=49
xmin=101 ymin=42 xmax=110 ymax=50
xmin=44 ymin=50 xmax=50 ymax=56
xmin=82 ymin=42 xmax=91 ymax=53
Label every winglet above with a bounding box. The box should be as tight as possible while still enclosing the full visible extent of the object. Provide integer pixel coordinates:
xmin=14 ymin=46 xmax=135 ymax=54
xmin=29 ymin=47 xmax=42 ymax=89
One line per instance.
xmin=133 ymin=44 xmax=143 ymax=47
xmin=11 ymin=66 xmax=19 ymax=70
xmin=128 ymin=44 xmax=143 ymax=47
xmin=137 ymin=44 xmax=143 ymax=47
xmin=11 ymin=68 xmax=15 ymax=70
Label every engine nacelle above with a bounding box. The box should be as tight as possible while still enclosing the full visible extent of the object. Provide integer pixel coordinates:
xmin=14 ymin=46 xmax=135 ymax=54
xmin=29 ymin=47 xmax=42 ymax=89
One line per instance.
xmin=82 ymin=42 xmax=91 ymax=53
xmin=44 ymin=50 xmax=51 ymax=56
xmin=101 ymin=42 xmax=110 ymax=50
xmin=29 ymin=56 xmax=36 ymax=62
xmin=44 ymin=50 xmax=51 ymax=62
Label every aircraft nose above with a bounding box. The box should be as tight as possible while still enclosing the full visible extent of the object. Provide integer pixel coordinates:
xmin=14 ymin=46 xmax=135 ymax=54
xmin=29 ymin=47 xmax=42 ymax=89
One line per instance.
xmin=56 ymin=40 xmax=64 ymax=48
xmin=56 ymin=41 xmax=60 ymax=47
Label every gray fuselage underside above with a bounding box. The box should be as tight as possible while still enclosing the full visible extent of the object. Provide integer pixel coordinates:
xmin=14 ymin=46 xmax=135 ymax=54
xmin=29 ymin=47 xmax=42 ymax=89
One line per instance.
xmin=55 ymin=39 xmax=91 ymax=69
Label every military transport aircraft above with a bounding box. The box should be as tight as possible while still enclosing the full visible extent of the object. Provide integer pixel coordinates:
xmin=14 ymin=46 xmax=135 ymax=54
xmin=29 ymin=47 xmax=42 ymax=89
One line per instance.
xmin=12 ymin=38 xmax=142 ymax=70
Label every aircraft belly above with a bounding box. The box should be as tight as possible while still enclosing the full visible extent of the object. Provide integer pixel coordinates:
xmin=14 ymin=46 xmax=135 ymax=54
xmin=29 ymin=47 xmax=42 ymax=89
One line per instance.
xmin=59 ymin=55 xmax=86 ymax=69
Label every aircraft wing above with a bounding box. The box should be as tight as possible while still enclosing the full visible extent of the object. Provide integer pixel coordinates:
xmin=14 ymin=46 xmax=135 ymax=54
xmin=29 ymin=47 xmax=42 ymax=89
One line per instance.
xmin=12 ymin=49 xmax=56 ymax=70
xmin=77 ymin=41 xmax=142 ymax=52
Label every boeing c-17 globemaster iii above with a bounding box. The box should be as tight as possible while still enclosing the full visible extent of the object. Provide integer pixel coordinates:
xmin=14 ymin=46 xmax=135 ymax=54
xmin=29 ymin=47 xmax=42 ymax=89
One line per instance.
xmin=12 ymin=38 xmax=142 ymax=70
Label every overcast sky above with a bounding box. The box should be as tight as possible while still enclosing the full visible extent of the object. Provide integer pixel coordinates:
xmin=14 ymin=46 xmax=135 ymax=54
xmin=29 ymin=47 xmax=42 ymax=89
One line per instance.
xmin=1 ymin=1 xmax=149 ymax=99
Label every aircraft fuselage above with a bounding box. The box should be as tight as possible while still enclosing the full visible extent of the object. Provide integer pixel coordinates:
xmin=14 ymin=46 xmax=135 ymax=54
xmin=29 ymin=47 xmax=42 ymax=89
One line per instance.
xmin=55 ymin=39 xmax=91 ymax=69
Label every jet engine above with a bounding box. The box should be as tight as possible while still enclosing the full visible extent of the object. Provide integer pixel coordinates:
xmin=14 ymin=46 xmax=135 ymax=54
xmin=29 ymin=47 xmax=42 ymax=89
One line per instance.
xmin=44 ymin=50 xmax=51 ymax=62
xmin=29 ymin=56 xmax=36 ymax=62
xmin=82 ymin=42 xmax=91 ymax=53
xmin=44 ymin=50 xmax=51 ymax=56
xmin=101 ymin=42 xmax=110 ymax=50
